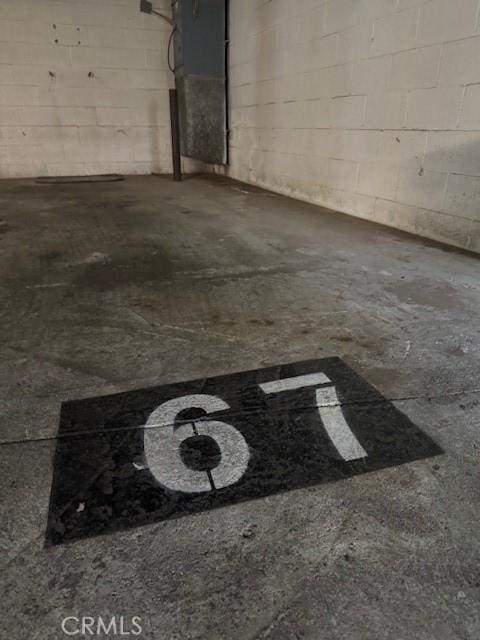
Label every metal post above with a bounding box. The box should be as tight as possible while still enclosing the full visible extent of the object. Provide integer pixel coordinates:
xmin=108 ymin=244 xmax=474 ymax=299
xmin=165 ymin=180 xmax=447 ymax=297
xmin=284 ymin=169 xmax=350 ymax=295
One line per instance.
xmin=169 ymin=88 xmax=182 ymax=182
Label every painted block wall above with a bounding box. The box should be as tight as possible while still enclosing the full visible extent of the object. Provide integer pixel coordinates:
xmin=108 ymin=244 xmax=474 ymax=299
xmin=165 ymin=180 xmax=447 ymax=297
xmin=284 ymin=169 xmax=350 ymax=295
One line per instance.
xmin=226 ymin=0 xmax=480 ymax=252
xmin=0 ymin=0 xmax=175 ymax=178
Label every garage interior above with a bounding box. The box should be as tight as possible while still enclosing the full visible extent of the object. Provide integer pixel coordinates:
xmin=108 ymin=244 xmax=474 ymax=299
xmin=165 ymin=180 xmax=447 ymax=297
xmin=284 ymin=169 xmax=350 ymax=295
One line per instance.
xmin=1 ymin=1 xmax=480 ymax=639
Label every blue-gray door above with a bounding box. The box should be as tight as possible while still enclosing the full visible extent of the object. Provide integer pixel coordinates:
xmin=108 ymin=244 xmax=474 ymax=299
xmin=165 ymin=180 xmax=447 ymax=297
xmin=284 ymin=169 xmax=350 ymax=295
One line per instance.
xmin=174 ymin=0 xmax=227 ymax=165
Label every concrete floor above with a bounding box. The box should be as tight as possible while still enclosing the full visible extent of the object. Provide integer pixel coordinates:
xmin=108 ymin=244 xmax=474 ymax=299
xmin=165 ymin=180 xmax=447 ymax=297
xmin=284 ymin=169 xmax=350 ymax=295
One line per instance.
xmin=0 ymin=174 xmax=479 ymax=639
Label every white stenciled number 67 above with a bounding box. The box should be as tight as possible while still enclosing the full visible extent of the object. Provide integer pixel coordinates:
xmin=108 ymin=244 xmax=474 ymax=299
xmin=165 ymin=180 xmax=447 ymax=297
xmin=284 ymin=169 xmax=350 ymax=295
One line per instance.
xmin=144 ymin=394 xmax=250 ymax=493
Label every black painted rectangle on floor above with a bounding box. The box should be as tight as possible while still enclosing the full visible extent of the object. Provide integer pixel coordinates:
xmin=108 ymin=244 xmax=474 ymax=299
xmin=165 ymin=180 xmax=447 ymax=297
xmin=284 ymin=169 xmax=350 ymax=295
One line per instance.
xmin=46 ymin=357 xmax=442 ymax=544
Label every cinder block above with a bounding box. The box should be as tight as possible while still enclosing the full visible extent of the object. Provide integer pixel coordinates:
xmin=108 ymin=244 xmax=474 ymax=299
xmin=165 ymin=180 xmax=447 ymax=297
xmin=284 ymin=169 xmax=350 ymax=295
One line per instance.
xmin=336 ymin=23 xmax=372 ymax=65
xmin=103 ymin=87 xmax=161 ymax=109
xmin=296 ymin=5 xmax=326 ymax=44
xmin=377 ymin=130 xmax=427 ymax=168
xmin=389 ymin=45 xmax=441 ymax=90
xmin=302 ymin=64 xmax=353 ymax=101
xmin=145 ymin=49 xmax=169 ymax=71
xmin=0 ymin=162 xmax=47 ymax=179
xmin=397 ymin=166 xmax=448 ymax=210
xmin=133 ymin=138 xmax=171 ymax=163
xmin=128 ymin=29 xmax=169 ymax=52
xmin=127 ymin=69 xmax=172 ymax=91
xmin=303 ymin=99 xmax=332 ymax=128
xmin=439 ymin=36 xmax=480 ymax=86
xmin=298 ymin=69 xmax=331 ymax=101
xmin=325 ymin=0 xmax=359 ymax=35
xmin=303 ymin=33 xmax=338 ymax=72
xmin=327 ymin=158 xmax=358 ymax=191
xmin=468 ymin=221 xmax=480 ymax=252
xmin=249 ymin=127 xmax=272 ymax=152
xmin=21 ymin=106 xmax=97 ymax=126
xmin=86 ymin=27 xmax=128 ymax=49
xmin=60 ymin=107 xmax=98 ymax=126
xmin=416 ymin=0 xmax=477 ymax=46
xmin=364 ymin=90 xmax=407 ymax=129
xmin=78 ymin=161 xmax=121 ymax=176
xmin=229 ymin=104 xmax=255 ymax=129
xmin=80 ymin=141 xmax=132 ymax=163
xmin=0 ymin=66 xmax=13 ymax=84
xmin=0 ymin=3 xmax=26 ymax=20
xmin=458 ymin=84 xmax=480 ymax=130
xmin=341 ymin=191 xmax=376 ymax=219
xmin=0 ymin=42 xmax=70 ymax=65
xmin=351 ymin=55 xmax=392 ymax=95
xmin=0 ymin=143 xmax=63 ymax=164
xmin=331 ymin=95 xmax=366 ymax=128
xmin=405 ymin=86 xmax=463 ymax=129
xmin=334 ymin=129 xmax=380 ymax=162
xmin=129 ymin=105 xmax=170 ymax=127
xmin=358 ymin=0 xmax=400 ymax=21
xmin=255 ymin=47 xmax=278 ymax=82
xmin=414 ymin=206 xmax=471 ymax=248
xmin=272 ymin=76 xmax=292 ymax=104
xmin=0 ymin=85 xmax=39 ymax=106
xmin=96 ymin=107 xmax=131 ymax=126
xmin=357 ymin=161 xmax=399 ymax=199
xmin=230 ymin=83 xmax=254 ymax=108
xmin=45 ymin=162 xmax=86 ymax=177
xmin=443 ymin=173 xmax=480 ymax=220
xmin=0 ymin=126 xmax=29 ymax=145
xmin=373 ymin=198 xmax=419 ymax=232
xmin=19 ymin=106 xmax=57 ymax=126
xmin=0 ymin=125 xmax=78 ymax=145
xmin=397 ymin=0 xmax=429 ymax=9
xmin=289 ymin=153 xmax=330 ymax=184
xmin=229 ymin=38 xmax=254 ymax=66
xmin=0 ymin=106 xmax=22 ymax=125
xmin=229 ymin=61 xmax=256 ymax=87
xmin=78 ymin=126 xmax=131 ymax=146
xmin=263 ymin=103 xmax=282 ymax=129
xmin=132 ymin=126 xmax=169 ymax=148
xmin=39 ymin=86 xmax=95 ymax=108
xmin=425 ymin=131 xmax=480 ymax=175
xmin=71 ymin=47 xmax=146 ymax=70
xmin=255 ymin=0 xmax=282 ymax=33
xmin=329 ymin=64 xmax=353 ymax=98
xmin=52 ymin=3 xmax=127 ymax=28
xmin=40 ymin=126 xmax=78 ymax=143
xmin=370 ymin=7 xmax=418 ymax=56
xmin=307 ymin=129 xmax=336 ymax=158
xmin=0 ymin=19 xmax=49 ymax=44
xmin=310 ymin=183 xmax=344 ymax=212
xmin=10 ymin=64 xmax=56 ymax=86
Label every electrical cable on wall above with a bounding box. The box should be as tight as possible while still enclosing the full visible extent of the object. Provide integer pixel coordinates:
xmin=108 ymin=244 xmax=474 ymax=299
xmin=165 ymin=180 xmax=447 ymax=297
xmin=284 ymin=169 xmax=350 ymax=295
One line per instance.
xmin=167 ymin=26 xmax=179 ymax=73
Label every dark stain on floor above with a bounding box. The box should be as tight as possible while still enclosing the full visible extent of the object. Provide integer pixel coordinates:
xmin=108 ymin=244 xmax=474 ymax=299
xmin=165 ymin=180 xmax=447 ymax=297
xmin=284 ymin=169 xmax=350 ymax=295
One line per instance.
xmin=73 ymin=248 xmax=175 ymax=291
xmin=387 ymin=280 xmax=465 ymax=310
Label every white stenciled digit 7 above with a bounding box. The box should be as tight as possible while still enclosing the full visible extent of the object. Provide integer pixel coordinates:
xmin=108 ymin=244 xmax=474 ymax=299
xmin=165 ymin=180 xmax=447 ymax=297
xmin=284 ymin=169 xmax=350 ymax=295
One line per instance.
xmin=144 ymin=394 xmax=250 ymax=493
xmin=260 ymin=373 xmax=367 ymax=461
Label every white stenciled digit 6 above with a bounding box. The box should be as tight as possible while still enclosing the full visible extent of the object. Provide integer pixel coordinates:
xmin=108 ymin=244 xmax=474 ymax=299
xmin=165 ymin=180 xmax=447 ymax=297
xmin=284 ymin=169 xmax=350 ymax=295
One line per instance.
xmin=143 ymin=394 xmax=250 ymax=493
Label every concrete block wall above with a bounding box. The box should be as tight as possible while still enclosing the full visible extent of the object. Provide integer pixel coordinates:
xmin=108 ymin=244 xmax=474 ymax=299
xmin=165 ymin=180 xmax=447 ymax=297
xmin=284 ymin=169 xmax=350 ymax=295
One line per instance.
xmin=0 ymin=0 xmax=175 ymax=177
xmin=226 ymin=0 xmax=480 ymax=253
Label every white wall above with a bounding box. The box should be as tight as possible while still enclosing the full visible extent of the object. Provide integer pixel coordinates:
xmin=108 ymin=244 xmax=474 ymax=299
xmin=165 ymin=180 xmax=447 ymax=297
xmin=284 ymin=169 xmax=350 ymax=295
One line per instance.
xmin=0 ymin=0 xmax=175 ymax=178
xmin=227 ymin=0 xmax=480 ymax=253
